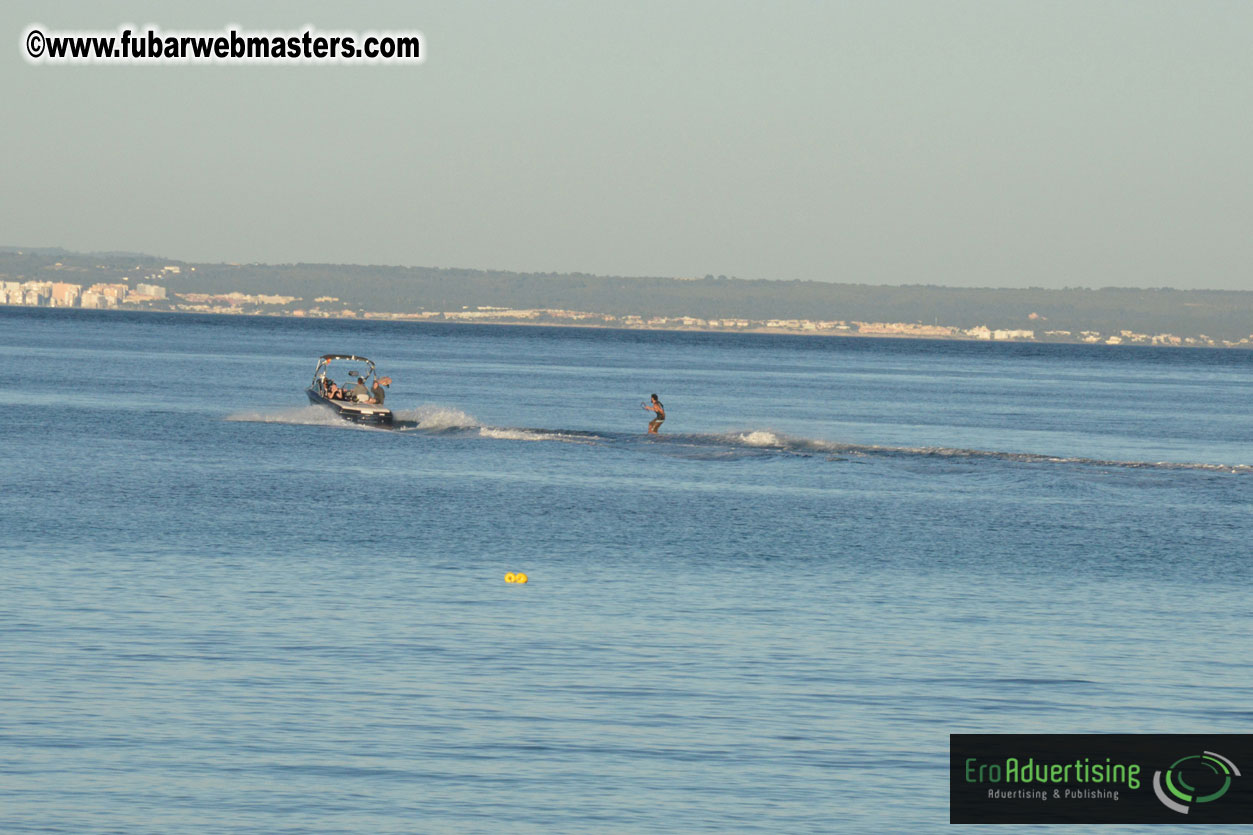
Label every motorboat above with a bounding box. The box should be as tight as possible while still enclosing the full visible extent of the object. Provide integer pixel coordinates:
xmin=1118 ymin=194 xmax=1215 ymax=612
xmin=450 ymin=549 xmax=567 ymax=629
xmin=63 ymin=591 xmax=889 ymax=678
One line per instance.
xmin=306 ymin=354 xmax=394 ymax=425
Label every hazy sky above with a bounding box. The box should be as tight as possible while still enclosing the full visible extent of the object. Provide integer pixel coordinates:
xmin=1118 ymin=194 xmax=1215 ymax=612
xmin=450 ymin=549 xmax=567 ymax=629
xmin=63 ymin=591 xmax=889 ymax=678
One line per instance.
xmin=4 ymin=1 xmax=1252 ymax=289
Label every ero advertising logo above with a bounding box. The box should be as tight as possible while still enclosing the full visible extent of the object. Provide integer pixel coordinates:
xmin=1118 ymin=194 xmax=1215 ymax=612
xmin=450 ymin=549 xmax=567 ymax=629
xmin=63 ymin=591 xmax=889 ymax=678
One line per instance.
xmin=951 ymin=734 xmax=1253 ymax=824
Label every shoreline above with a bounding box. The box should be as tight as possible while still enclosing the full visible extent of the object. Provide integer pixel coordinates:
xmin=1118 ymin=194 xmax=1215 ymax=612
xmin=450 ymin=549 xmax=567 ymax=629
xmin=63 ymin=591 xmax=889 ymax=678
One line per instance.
xmin=4 ymin=303 xmax=1250 ymax=350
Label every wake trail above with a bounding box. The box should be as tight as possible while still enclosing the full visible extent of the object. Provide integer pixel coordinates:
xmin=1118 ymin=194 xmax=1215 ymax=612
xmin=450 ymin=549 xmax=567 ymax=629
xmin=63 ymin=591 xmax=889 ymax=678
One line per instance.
xmin=393 ymin=405 xmax=606 ymax=444
xmin=225 ymin=405 xmax=356 ymax=427
xmin=230 ymin=405 xmax=1250 ymax=472
xmin=720 ymin=429 xmax=1250 ymax=473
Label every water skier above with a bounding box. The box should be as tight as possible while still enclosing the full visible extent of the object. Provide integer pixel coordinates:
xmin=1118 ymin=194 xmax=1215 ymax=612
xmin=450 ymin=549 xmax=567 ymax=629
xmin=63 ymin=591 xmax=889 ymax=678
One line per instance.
xmin=644 ymin=394 xmax=665 ymax=434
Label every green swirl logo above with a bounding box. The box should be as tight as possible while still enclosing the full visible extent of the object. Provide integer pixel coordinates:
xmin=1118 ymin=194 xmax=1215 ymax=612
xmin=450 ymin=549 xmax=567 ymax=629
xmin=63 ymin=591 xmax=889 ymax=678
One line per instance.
xmin=1153 ymin=751 xmax=1241 ymax=814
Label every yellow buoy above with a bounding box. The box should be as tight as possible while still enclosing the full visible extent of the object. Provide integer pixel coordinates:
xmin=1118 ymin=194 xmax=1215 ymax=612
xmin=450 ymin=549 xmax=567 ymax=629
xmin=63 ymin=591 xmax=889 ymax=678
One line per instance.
xmin=515 ymin=573 xmax=528 ymax=584
xmin=504 ymin=572 xmax=516 ymax=583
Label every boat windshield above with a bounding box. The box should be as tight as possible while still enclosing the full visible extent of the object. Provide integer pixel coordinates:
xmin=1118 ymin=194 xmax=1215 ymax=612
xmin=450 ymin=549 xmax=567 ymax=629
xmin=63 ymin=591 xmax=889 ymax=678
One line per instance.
xmin=311 ymin=355 xmax=379 ymax=398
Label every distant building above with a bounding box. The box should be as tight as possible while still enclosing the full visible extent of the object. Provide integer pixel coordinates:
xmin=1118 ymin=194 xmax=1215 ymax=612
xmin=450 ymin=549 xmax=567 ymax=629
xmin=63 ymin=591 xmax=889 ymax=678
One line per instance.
xmin=134 ymin=283 xmax=167 ymax=299
xmin=0 ymin=281 xmax=23 ymax=304
xmin=50 ymin=282 xmax=81 ymax=306
xmin=20 ymin=281 xmax=53 ymax=305
xmin=89 ymin=283 xmax=128 ymax=304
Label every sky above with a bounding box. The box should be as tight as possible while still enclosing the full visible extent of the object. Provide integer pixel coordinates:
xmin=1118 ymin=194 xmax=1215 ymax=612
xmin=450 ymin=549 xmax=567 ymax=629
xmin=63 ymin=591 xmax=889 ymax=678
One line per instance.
xmin=3 ymin=0 xmax=1251 ymax=290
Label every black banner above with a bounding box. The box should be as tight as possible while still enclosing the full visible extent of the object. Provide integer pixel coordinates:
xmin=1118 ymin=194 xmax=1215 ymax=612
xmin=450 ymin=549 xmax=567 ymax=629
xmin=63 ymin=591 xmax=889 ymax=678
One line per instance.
xmin=951 ymin=734 xmax=1253 ymax=824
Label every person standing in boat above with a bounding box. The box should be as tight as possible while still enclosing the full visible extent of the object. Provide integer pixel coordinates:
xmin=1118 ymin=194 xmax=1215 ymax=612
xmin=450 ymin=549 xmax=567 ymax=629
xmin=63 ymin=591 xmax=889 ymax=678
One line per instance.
xmin=370 ymin=376 xmax=390 ymax=405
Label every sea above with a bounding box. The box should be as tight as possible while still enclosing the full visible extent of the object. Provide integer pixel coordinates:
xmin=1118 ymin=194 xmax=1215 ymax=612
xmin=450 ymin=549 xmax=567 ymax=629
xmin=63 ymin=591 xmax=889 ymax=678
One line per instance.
xmin=1 ymin=307 xmax=1249 ymax=834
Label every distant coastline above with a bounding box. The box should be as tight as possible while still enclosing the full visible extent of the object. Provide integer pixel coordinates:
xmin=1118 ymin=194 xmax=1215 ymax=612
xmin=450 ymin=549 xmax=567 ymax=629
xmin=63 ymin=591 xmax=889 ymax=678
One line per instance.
xmin=3 ymin=247 xmax=1251 ymax=348
xmin=7 ymin=303 xmax=1251 ymax=352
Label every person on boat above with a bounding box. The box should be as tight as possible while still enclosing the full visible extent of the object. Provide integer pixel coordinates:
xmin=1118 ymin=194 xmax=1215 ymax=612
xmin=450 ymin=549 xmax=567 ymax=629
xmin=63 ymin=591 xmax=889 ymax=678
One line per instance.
xmin=326 ymin=380 xmax=342 ymax=400
xmin=645 ymin=393 xmax=665 ymax=434
xmin=350 ymin=376 xmax=370 ymax=402
xmin=370 ymin=377 xmax=389 ymax=405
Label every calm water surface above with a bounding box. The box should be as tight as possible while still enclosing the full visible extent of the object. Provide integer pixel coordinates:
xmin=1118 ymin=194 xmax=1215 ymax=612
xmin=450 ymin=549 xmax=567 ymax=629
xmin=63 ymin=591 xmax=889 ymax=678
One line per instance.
xmin=1 ymin=309 xmax=1250 ymax=833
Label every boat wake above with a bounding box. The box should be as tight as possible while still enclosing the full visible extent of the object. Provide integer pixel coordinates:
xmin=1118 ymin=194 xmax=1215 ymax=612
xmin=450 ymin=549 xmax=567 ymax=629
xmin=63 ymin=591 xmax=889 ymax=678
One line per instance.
xmin=409 ymin=412 xmax=1247 ymax=471
xmin=715 ymin=430 xmax=1250 ymax=472
xmin=392 ymin=405 xmax=606 ymax=444
xmin=225 ymin=405 xmax=356 ymax=427
xmin=391 ymin=405 xmax=480 ymax=431
xmin=232 ymin=404 xmax=1249 ymax=472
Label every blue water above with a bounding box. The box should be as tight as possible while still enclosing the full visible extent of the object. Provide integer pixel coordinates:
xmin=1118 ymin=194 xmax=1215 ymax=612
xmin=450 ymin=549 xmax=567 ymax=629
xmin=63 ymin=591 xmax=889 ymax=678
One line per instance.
xmin=1 ymin=308 xmax=1250 ymax=833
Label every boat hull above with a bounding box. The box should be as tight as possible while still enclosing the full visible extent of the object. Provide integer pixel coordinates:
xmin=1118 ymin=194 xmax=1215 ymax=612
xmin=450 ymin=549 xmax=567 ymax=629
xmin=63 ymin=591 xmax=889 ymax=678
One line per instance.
xmin=306 ymin=388 xmax=394 ymax=425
